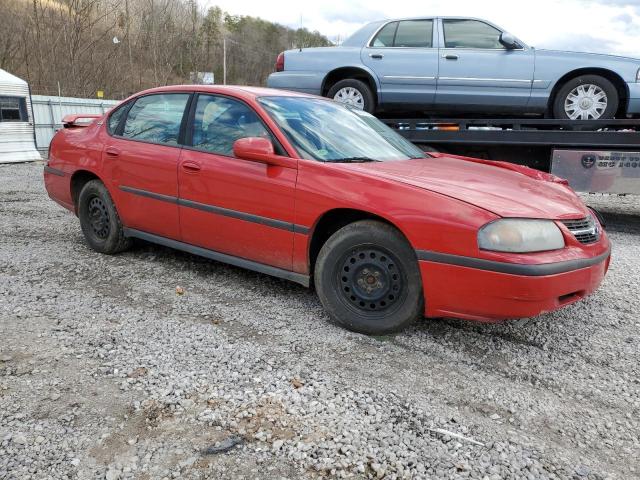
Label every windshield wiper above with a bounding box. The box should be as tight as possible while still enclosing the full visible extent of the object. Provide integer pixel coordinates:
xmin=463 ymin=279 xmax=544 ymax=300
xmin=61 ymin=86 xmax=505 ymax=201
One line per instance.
xmin=325 ymin=157 xmax=379 ymax=163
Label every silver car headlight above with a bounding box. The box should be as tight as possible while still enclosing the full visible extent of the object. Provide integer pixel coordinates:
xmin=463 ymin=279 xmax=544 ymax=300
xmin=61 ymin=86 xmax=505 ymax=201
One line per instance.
xmin=478 ymin=219 xmax=565 ymax=253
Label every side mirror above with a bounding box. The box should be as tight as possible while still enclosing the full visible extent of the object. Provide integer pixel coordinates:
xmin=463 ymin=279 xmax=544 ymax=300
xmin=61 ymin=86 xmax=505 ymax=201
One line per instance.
xmin=499 ymin=32 xmax=519 ymax=49
xmin=232 ymin=137 xmax=296 ymax=168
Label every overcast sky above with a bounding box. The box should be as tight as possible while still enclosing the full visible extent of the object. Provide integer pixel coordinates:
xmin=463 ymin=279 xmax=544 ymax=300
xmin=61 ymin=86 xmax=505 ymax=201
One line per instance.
xmin=203 ymin=0 xmax=640 ymax=57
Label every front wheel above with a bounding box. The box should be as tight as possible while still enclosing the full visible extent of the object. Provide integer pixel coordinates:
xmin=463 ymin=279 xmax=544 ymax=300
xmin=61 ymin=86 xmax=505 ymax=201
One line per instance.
xmin=327 ymin=79 xmax=375 ymax=113
xmin=553 ymin=75 xmax=619 ymax=120
xmin=314 ymin=220 xmax=423 ymax=335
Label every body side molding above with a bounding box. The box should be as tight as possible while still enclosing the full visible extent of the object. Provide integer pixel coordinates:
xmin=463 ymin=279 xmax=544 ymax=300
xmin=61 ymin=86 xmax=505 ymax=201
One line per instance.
xmin=416 ymin=248 xmax=611 ymax=276
xmin=119 ymin=185 xmax=310 ymax=234
xmin=44 ymin=166 xmax=66 ymax=177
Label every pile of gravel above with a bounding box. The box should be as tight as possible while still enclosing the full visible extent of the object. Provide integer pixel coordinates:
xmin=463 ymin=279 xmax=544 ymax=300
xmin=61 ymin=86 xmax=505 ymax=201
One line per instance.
xmin=1 ymin=163 xmax=638 ymax=479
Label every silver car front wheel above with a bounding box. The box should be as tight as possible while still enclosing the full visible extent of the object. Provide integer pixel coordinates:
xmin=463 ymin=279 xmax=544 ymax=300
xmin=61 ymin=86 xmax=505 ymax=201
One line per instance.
xmin=564 ymin=84 xmax=608 ymax=120
xmin=333 ymin=87 xmax=365 ymax=110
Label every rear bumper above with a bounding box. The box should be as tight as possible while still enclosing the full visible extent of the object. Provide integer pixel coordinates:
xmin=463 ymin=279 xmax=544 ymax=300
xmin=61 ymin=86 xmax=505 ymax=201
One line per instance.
xmin=419 ymin=248 xmax=611 ymax=322
xmin=626 ymin=82 xmax=640 ymax=115
xmin=44 ymin=166 xmax=75 ymax=212
xmin=266 ymin=72 xmax=323 ymax=96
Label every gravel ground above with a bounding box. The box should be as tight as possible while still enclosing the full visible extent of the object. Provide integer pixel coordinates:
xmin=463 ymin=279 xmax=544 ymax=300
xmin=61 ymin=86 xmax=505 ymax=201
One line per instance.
xmin=1 ymin=162 xmax=638 ymax=480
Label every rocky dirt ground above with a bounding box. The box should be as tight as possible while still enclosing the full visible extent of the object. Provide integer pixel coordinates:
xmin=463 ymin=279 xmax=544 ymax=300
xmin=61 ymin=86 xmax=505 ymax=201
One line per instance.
xmin=0 ymin=163 xmax=638 ymax=480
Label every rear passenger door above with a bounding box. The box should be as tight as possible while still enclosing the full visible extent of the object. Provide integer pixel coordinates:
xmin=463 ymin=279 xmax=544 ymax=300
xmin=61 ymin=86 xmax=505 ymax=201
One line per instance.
xmin=361 ymin=19 xmax=439 ymax=107
xmin=178 ymin=94 xmax=297 ymax=270
xmin=104 ymin=93 xmax=190 ymax=240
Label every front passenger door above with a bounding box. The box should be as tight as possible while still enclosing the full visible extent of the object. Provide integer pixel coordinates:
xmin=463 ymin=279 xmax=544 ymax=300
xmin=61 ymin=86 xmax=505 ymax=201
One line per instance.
xmin=178 ymin=94 xmax=297 ymax=270
xmin=436 ymin=19 xmax=534 ymax=111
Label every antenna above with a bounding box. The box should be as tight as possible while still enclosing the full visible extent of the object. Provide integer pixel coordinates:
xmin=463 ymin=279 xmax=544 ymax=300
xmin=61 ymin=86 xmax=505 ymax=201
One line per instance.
xmin=299 ymin=13 xmax=303 ymax=51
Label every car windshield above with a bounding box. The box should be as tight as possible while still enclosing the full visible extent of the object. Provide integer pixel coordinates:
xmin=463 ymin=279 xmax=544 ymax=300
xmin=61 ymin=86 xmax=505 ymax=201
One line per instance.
xmin=258 ymin=96 xmax=425 ymax=162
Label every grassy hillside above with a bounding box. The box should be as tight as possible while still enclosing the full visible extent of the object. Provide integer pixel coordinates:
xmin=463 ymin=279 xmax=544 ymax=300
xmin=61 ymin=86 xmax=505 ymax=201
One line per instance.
xmin=0 ymin=0 xmax=332 ymax=98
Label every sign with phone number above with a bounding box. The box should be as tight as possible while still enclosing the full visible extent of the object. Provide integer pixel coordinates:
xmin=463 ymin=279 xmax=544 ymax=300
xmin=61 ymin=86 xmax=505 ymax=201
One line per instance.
xmin=594 ymin=155 xmax=640 ymax=168
xmin=551 ymin=149 xmax=640 ymax=194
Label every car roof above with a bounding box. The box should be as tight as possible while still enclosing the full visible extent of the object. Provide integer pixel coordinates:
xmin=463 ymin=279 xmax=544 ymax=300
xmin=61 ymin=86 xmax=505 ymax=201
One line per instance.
xmin=373 ymin=16 xmax=488 ymax=21
xmin=127 ymin=85 xmax=314 ymax=102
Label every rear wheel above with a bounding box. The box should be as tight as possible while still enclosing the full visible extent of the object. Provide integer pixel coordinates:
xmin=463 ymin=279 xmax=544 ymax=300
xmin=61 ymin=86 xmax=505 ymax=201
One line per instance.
xmin=314 ymin=220 xmax=423 ymax=335
xmin=553 ymin=75 xmax=618 ymax=120
xmin=327 ymin=79 xmax=375 ymax=113
xmin=78 ymin=180 xmax=131 ymax=254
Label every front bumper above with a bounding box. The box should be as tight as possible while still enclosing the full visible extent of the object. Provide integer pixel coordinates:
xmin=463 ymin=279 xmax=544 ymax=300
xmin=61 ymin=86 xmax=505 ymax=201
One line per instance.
xmin=418 ymin=246 xmax=611 ymax=322
xmin=626 ymin=82 xmax=640 ymax=115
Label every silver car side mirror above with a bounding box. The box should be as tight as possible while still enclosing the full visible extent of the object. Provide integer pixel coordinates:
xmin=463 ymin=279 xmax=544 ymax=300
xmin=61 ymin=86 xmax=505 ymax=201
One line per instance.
xmin=500 ymin=32 xmax=519 ymax=49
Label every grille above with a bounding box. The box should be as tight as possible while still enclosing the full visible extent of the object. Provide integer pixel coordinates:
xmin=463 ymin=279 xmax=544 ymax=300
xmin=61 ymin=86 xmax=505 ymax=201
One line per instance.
xmin=561 ymin=216 xmax=599 ymax=244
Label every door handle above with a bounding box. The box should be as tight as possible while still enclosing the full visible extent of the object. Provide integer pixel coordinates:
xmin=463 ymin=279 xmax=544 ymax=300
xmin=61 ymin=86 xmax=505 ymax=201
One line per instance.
xmin=443 ymin=54 xmax=459 ymax=60
xmin=369 ymin=53 xmax=384 ymax=59
xmin=181 ymin=162 xmax=201 ymax=172
xmin=105 ymin=147 xmax=120 ymax=157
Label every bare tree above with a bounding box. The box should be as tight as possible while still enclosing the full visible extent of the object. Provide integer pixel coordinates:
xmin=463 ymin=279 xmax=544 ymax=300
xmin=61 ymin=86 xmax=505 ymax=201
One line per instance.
xmin=0 ymin=0 xmax=332 ymax=98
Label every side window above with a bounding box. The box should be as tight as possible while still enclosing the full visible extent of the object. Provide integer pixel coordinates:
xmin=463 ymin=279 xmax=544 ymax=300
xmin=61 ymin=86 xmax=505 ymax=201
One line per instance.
xmin=121 ymin=93 xmax=189 ymax=145
xmin=371 ymin=22 xmax=398 ymax=47
xmin=0 ymin=97 xmax=27 ymax=122
xmin=393 ymin=20 xmax=433 ymax=48
xmin=443 ymin=19 xmax=504 ymax=49
xmin=190 ymin=95 xmax=271 ymax=157
xmin=107 ymin=103 xmax=128 ymax=135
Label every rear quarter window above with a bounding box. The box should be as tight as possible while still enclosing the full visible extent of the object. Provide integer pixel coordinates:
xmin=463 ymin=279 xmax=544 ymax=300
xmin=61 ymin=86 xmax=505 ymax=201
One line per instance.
xmin=371 ymin=22 xmax=398 ymax=47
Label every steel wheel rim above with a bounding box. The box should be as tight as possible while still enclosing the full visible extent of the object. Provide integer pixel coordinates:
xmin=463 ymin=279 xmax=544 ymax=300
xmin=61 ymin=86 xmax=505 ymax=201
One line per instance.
xmin=564 ymin=84 xmax=608 ymax=120
xmin=88 ymin=196 xmax=110 ymax=239
xmin=337 ymin=246 xmax=405 ymax=313
xmin=333 ymin=87 xmax=365 ymax=110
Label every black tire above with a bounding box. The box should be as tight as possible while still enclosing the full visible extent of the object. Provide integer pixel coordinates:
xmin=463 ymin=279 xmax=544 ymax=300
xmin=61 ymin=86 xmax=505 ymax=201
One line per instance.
xmin=327 ymin=79 xmax=376 ymax=113
xmin=553 ymin=75 xmax=619 ymax=120
xmin=78 ymin=180 xmax=131 ymax=254
xmin=314 ymin=220 xmax=423 ymax=335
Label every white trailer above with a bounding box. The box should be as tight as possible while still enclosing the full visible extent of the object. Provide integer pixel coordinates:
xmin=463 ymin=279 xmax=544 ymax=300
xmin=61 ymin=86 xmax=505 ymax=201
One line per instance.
xmin=0 ymin=69 xmax=41 ymax=163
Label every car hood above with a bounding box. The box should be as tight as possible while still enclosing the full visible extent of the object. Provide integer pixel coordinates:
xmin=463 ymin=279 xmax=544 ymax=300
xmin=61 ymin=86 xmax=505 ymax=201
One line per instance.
xmin=345 ymin=155 xmax=589 ymax=219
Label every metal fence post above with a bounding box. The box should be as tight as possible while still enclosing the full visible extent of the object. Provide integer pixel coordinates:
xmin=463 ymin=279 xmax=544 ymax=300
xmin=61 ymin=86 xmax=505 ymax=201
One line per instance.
xmin=47 ymin=99 xmax=56 ymax=145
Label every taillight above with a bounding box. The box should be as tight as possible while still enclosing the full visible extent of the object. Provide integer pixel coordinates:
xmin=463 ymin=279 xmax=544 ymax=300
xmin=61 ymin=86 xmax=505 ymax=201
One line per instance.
xmin=275 ymin=52 xmax=285 ymax=72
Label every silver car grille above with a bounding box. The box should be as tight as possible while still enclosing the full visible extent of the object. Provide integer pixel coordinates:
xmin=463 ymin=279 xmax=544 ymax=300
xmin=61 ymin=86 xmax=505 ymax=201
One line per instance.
xmin=561 ymin=216 xmax=599 ymax=244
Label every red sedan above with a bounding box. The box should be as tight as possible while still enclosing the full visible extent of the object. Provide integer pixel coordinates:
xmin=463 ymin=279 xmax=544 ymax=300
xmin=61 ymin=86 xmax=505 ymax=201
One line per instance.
xmin=44 ymin=85 xmax=611 ymax=334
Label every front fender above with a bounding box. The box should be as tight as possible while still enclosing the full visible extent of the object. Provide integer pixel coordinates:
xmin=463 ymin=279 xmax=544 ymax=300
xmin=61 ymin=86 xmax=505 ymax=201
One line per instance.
xmin=292 ymin=160 xmax=498 ymax=274
xmin=534 ymin=50 xmax=640 ymax=88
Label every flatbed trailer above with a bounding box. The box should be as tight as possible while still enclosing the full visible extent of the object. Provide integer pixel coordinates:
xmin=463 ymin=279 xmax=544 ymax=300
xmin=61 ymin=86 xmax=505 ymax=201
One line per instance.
xmin=382 ymin=118 xmax=640 ymax=194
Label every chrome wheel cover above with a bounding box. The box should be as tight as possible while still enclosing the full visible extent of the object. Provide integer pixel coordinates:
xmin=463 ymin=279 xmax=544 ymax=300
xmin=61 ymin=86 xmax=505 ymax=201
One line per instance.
xmin=333 ymin=87 xmax=365 ymax=109
xmin=564 ymin=84 xmax=608 ymax=120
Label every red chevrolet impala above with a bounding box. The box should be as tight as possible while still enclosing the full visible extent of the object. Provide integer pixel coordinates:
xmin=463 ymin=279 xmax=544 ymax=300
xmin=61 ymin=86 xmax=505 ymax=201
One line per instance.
xmin=44 ymin=85 xmax=611 ymax=334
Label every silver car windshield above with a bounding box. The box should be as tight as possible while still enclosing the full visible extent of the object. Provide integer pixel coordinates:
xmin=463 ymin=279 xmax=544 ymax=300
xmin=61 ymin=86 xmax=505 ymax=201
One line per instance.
xmin=258 ymin=96 xmax=425 ymax=162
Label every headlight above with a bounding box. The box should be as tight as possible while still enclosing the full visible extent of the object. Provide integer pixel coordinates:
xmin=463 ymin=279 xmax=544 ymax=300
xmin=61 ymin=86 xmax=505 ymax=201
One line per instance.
xmin=478 ymin=219 xmax=565 ymax=253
